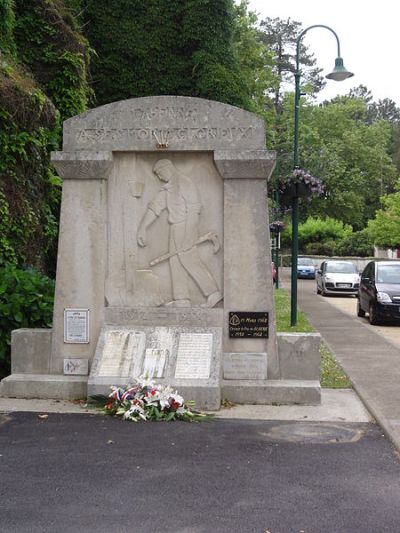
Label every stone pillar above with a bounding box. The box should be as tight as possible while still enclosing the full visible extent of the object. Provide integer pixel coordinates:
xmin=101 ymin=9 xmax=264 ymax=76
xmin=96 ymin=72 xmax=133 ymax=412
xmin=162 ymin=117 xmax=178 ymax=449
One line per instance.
xmin=214 ymin=150 xmax=279 ymax=379
xmin=50 ymin=151 xmax=113 ymax=374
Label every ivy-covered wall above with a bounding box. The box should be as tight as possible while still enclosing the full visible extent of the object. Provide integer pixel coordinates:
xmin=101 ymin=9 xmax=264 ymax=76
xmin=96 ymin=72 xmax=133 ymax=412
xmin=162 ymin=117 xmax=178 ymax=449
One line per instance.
xmin=0 ymin=0 xmax=92 ymax=274
xmin=78 ymin=0 xmax=250 ymax=109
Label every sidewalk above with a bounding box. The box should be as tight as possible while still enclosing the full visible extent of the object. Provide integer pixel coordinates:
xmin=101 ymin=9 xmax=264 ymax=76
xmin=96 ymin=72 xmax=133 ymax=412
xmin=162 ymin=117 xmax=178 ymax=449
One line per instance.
xmin=0 ymin=388 xmax=372 ymax=423
xmin=291 ymin=273 xmax=400 ymax=451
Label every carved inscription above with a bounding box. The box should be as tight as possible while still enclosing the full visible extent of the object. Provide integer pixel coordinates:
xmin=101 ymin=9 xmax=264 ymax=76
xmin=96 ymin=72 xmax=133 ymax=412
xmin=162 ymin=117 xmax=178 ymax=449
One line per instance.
xmin=223 ymin=353 xmax=266 ymax=380
xmin=104 ymin=307 xmax=223 ymax=327
xmin=75 ymin=127 xmax=254 ymax=145
xmin=174 ymin=333 xmax=213 ymax=379
xmin=130 ymin=107 xmax=199 ymax=122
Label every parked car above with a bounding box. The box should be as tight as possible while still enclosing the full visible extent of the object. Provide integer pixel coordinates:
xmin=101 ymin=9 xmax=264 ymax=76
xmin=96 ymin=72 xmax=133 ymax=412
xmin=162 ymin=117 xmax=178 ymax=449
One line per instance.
xmin=297 ymin=257 xmax=316 ymax=279
xmin=272 ymin=261 xmax=277 ymax=283
xmin=357 ymin=260 xmax=400 ymax=325
xmin=316 ymin=260 xmax=359 ymax=296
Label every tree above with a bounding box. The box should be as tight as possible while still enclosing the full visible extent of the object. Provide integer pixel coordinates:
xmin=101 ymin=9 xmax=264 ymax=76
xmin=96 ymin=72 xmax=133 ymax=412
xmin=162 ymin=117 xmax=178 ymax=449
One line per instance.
xmin=367 ymin=192 xmax=400 ymax=248
xmin=232 ymin=1 xmax=277 ymax=144
xmin=274 ymin=94 xmax=399 ymax=229
xmin=80 ymin=0 xmax=254 ymax=109
xmin=258 ymin=17 xmax=324 ymax=114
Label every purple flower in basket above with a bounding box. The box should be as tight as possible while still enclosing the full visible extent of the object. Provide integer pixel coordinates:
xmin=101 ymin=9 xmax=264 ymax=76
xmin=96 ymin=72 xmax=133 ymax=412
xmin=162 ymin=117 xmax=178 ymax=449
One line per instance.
xmin=280 ymin=168 xmax=325 ymax=198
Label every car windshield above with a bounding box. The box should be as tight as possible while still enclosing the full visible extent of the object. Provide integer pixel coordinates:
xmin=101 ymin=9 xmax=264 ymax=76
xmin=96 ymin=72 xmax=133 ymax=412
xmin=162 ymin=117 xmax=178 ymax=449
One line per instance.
xmin=298 ymin=258 xmax=314 ymax=266
xmin=376 ymin=264 xmax=400 ymax=283
xmin=326 ymin=262 xmax=357 ymax=274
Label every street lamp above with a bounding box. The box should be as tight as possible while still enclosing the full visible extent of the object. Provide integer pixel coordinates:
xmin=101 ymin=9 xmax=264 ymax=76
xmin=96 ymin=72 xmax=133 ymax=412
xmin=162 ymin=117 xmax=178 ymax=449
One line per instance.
xmin=290 ymin=25 xmax=353 ymax=326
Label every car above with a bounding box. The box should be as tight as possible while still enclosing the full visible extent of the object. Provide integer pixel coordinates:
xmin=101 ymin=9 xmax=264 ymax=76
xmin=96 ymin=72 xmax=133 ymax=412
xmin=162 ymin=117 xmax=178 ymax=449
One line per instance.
xmin=357 ymin=260 xmax=400 ymax=325
xmin=272 ymin=261 xmax=277 ymax=283
xmin=297 ymin=257 xmax=316 ymax=279
xmin=316 ymin=260 xmax=359 ymax=296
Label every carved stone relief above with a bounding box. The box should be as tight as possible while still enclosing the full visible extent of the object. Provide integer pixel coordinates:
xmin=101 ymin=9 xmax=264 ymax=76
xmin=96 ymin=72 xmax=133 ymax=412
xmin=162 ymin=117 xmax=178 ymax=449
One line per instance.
xmin=105 ymin=153 xmax=223 ymax=308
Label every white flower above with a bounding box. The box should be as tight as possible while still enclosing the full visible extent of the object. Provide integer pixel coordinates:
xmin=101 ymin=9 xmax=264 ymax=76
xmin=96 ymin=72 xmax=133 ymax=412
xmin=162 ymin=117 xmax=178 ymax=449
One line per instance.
xmin=137 ymin=375 xmax=155 ymax=389
xmin=169 ymin=393 xmax=184 ymax=406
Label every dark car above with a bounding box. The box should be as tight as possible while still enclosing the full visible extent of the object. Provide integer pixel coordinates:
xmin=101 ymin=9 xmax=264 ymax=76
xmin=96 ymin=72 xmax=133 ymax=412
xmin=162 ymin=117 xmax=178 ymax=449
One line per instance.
xmin=297 ymin=257 xmax=316 ymax=279
xmin=357 ymin=260 xmax=400 ymax=325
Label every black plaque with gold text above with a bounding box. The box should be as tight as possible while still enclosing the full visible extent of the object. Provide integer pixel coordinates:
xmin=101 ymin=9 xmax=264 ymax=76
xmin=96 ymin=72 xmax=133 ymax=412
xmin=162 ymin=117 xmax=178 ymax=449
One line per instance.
xmin=228 ymin=312 xmax=269 ymax=338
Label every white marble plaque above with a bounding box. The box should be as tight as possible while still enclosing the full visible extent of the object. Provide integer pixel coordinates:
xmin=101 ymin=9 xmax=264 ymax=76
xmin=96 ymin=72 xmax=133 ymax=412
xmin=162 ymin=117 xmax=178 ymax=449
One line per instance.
xmin=64 ymin=308 xmax=89 ymax=343
xmin=142 ymin=348 xmax=167 ymax=378
xmin=174 ymin=333 xmax=213 ymax=379
xmin=97 ymin=330 xmax=142 ymax=377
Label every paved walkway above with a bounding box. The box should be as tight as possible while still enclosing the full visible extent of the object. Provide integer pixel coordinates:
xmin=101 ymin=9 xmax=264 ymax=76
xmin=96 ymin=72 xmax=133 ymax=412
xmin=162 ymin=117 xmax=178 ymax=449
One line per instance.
xmin=292 ymin=274 xmax=400 ymax=451
xmin=0 ymin=389 xmax=371 ymax=423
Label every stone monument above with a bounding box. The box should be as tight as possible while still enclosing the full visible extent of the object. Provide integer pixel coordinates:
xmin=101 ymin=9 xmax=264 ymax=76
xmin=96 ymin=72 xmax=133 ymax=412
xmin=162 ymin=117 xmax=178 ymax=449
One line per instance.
xmin=0 ymin=96 xmax=321 ymax=408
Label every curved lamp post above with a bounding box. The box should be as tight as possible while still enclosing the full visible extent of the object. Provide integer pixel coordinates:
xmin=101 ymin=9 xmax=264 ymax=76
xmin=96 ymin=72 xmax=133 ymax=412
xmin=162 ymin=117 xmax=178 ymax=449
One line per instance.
xmin=291 ymin=25 xmax=353 ymax=326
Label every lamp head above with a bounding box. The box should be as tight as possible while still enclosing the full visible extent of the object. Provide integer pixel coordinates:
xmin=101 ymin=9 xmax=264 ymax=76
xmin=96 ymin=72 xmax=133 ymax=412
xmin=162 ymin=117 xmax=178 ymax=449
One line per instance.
xmin=326 ymin=57 xmax=354 ymax=81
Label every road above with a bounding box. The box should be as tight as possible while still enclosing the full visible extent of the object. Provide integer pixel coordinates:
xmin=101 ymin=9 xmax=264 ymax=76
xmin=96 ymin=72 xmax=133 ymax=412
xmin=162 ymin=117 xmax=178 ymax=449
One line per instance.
xmin=2 ymin=412 xmax=400 ymax=533
xmin=281 ymin=268 xmax=400 ymax=349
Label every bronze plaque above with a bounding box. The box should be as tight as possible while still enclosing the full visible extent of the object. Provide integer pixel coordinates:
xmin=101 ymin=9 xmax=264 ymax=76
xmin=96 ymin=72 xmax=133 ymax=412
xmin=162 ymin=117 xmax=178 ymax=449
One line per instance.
xmin=229 ymin=312 xmax=269 ymax=338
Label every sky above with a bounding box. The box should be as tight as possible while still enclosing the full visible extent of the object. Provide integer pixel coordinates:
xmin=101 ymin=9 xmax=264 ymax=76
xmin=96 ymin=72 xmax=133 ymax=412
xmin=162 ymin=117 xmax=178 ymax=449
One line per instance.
xmin=246 ymin=0 xmax=400 ymax=106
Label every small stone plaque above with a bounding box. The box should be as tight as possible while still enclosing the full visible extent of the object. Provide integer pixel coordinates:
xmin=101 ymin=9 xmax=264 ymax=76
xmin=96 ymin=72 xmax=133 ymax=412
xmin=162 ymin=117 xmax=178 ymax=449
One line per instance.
xmin=64 ymin=308 xmax=89 ymax=343
xmin=63 ymin=358 xmax=89 ymax=376
xmin=97 ymin=330 xmax=143 ymax=377
xmin=174 ymin=333 xmax=213 ymax=379
xmin=223 ymin=353 xmax=267 ymax=380
xmin=229 ymin=312 xmax=269 ymax=338
xmin=142 ymin=348 xmax=168 ymax=378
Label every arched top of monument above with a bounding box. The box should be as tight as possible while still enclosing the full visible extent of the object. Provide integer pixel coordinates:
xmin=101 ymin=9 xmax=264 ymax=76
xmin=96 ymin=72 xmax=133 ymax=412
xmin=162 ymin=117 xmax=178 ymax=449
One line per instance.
xmin=63 ymin=95 xmax=266 ymax=152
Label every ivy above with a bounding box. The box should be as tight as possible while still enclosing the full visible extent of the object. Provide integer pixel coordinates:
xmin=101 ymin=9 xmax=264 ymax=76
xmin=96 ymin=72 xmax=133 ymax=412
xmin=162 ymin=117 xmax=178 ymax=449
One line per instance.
xmin=14 ymin=0 xmax=93 ymax=122
xmin=0 ymin=0 xmax=91 ymax=276
xmin=0 ymin=0 xmax=16 ymax=55
xmin=80 ymin=0 xmax=252 ymax=109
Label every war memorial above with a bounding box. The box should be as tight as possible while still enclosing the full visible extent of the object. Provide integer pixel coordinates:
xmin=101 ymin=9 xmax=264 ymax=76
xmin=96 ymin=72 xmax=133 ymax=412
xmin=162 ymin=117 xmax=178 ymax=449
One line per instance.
xmin=0 ymin=96 xmax=321 ymax=409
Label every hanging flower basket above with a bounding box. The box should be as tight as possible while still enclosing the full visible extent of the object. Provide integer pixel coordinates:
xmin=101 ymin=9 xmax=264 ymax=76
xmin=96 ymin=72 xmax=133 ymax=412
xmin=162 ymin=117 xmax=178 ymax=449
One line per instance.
xmin=279 ymin=168 xmax=325 ymax=200
xmin=269 ymin=220 xmax=286 ymax=233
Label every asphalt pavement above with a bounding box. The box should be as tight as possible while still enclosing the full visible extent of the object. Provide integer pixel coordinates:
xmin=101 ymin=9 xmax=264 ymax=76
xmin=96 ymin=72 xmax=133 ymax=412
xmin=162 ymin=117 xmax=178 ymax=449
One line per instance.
xmin=1 ymin=412 xmax=400 ymax=533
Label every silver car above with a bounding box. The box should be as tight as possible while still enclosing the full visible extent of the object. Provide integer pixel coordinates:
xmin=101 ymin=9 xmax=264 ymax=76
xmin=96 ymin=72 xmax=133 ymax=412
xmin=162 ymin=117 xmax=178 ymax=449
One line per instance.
xmin=316 ymin=260 xmax=360 ymax=296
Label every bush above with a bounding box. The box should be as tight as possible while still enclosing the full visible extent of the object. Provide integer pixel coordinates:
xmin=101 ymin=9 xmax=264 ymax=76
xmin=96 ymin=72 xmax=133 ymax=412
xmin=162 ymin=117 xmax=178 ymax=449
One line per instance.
xmin=304 ymin=240 xmax=337 ymax=256
xmin=0 ymin=266 xmax=54 ymax=379
xmin=298 ymin=217 xmax=352 ymax=250
xmin=335 ymin=230 xmax=374 ymax=257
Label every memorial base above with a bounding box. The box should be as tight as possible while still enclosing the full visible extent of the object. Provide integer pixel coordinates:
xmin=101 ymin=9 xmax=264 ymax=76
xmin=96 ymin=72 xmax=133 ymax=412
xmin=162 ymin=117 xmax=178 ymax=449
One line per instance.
xmin=88 ymin=380 xmax=221 ymax=411
xmin=0 ymin=374 xmax=88 ymax=400
xmin=222 ymin=379 xmax=321 ymax=405
xmin=87 ymin=325 xmax=222 ymax=410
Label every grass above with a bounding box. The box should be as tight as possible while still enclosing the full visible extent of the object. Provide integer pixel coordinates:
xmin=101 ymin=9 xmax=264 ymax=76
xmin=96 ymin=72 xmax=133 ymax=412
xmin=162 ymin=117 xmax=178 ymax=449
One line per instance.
xmin=274 ymin=288 xmax=352 ymax=389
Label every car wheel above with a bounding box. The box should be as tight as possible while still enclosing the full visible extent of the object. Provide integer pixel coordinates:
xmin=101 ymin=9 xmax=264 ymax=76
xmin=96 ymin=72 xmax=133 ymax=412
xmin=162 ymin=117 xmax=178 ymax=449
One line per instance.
xmin=369 ymin=303 xmax=379 ymax=325
xmin=317 ymin=284 xmax=321 ymax=295
xmin=357 ymin=300 xmax=365 ymax=317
